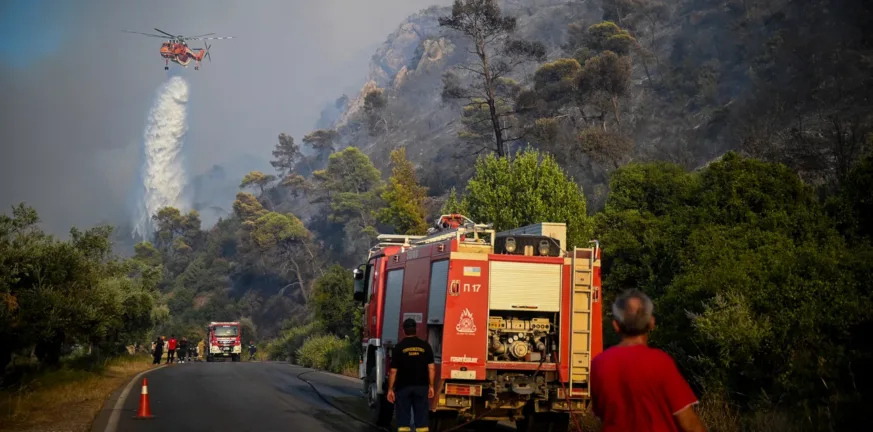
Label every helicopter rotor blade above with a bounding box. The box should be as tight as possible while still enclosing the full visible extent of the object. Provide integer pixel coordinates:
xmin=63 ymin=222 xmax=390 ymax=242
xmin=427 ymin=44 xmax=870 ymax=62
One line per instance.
xmin=121 ymin=30 xmax=168 ymax=38
xmin=188 ymin=33 xmax=216 ymax=38
xmin=188 ymin=36 xmax=234 ymax=41
xmin=153 ymin=28 xmax=176 ymax=38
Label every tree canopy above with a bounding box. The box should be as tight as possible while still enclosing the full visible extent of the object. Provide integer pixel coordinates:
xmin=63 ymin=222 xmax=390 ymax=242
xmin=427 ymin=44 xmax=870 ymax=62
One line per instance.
xmin=460 ymin=148 xmax=591 ymax=247
xmin=0 ymin=205 xmax=158 ymax=368
xmin=440 ymin=0 xmax=546 ymax=156
xmin=595 ymin=152 xmax=873 ymax=426
xmin=378 ymin=147 xmax=429 ymax=235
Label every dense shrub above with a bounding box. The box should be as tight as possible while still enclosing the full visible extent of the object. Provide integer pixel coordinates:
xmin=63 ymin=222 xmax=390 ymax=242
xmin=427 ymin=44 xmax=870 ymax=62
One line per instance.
xmin=596 ymin=153 xmax=873 ymax=430
xmin=296 ymin=334 xmax=357 ymax=375
xmin=264 ymin=321 xmax=325 ymax=362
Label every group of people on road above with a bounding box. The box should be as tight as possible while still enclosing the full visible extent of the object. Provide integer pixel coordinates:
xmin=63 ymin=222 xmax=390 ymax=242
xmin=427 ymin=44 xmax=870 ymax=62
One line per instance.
xmin=151 ymin=335 xmax=206 ymax=365
xmin=387 ymin=289 xmax=707 ymax=432
xmin=150 ymin=334 xmax=257 ymax=364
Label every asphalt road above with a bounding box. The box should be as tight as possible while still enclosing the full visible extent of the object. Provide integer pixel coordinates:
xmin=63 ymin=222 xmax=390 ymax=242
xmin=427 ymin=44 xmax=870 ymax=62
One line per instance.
xmin=91 ymin=361 xmax=514 ymax=432
xmin=91 ymin=361 xmax=383 ymax=432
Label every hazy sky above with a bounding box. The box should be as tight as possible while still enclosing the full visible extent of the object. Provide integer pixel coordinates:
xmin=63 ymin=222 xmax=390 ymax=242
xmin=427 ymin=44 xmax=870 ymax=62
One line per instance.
xmin=0 ymin=0 xmax=449 ymax=235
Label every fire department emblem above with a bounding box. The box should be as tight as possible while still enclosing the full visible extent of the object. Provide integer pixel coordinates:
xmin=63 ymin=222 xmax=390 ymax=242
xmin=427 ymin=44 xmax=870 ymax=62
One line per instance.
xmin=456 ymin=308 xmax=477 ymax=334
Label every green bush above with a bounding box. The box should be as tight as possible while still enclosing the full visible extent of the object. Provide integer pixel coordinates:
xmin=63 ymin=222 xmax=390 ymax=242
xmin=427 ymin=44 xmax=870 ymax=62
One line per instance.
xmin=327 ymin=338 xmax=359 ymax=376
xmin=296 ymin=334 xmax=358 ymax=375
xmin=264 ymin=321 xmax=324 ymax=362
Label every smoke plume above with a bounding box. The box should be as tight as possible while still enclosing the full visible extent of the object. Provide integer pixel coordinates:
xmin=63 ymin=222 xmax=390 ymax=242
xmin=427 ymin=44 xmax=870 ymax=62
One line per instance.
xmin=132 ymin=75 xmax=191 ymax=240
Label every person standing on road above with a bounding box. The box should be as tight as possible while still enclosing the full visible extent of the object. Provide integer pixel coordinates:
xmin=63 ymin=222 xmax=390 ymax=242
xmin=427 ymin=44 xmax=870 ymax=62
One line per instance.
xmin=166 ymin=335 xmax=177 ymax=364
xmin=590 ymin=289 xmax=707 ymax=432
xmin=178 ymin=337 xmax=189 ymax=364
xmin=152 ymin=335 xmax=164 ymax=365
xmin=197 ymin=339 xmax=206 ymax=362
xmin=248 ymin=341 xmax=257 ymax=361
xmin=387 ymin=318 xmax=435 ymax=432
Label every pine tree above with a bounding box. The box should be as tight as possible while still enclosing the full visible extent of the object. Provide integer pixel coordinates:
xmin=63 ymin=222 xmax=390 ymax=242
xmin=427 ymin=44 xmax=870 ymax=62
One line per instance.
xmin=270 ymin=133 xmax=301 ymax=176
xmin=440 ymin=187 xmax=466 ymax=215
xmin=378 ymin=148 xmax=429 ymax=235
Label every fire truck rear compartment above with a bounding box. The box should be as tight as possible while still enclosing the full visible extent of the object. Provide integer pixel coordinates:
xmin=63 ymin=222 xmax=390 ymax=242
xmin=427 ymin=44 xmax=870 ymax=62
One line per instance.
xmin=487 ymin=312 xmax=555 ymax=363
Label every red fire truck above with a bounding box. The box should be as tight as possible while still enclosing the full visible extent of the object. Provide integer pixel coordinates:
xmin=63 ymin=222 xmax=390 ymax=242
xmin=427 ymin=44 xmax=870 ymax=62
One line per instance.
xmin=352 ymin=215 xmax=602 ymax=431
xmin=205 ymin=321 xmax=242 ymax=362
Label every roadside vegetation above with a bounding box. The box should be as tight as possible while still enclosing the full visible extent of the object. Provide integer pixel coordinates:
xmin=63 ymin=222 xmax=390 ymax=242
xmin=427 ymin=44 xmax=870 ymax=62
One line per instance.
xmin=0 ymin=354 xmax=153 ymax=432
xmin=1 ymin=205 xmax=162 ymax=430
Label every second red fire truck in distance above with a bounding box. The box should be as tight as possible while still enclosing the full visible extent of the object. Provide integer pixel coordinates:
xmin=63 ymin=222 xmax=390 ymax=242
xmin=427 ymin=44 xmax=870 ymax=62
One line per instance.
xmin=205 ymin=321 xmax=242 ymax=362
xmin=352 ymin=214 xmax=603 ymax=431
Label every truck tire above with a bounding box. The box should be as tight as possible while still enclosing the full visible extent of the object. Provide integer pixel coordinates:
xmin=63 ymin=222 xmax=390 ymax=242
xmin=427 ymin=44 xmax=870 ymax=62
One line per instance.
xmin=430 ymin=412 xmax=459 ymax=432
xmin=206 ymin=355 xmax=213 ymax=363
xmin=516 ymin=413 xmax=570 ymax=432
xmin=470 ymin=419 xmax=499 ymax=430
xmin=368 ymin=383 xmax=393 ymax=427
xmin=231 ymin=354 xmax=240 ymax=362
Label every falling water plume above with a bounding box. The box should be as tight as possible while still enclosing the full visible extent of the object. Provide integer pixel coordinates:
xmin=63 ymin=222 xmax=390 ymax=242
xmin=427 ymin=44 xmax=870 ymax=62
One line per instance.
xmin=132 ymin=76 xmax=190 ymax=240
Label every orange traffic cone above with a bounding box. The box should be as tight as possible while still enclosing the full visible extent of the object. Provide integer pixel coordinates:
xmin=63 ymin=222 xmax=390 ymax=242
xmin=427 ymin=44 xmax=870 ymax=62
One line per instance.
xmin=132 ymin=377 xmax=155 ymax=419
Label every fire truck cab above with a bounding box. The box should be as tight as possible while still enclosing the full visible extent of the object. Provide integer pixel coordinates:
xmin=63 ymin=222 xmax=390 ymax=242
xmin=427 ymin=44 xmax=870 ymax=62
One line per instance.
xmin=206 ymin=321 xmax=242 ymax=362
xmin=352 ymin=215 xmax=602 ymax=431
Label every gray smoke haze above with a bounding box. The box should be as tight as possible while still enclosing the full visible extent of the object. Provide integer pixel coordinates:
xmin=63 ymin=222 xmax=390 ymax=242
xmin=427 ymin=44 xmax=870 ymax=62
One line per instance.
xmin=0 ymin=0 xmax=450 ymax=236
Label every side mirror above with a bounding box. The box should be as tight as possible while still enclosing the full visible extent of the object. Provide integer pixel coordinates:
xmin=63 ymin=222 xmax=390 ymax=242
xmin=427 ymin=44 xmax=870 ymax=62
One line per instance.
xmin=353 ymin=280 xmax=366 ymax=302
xmin=352 ymin=266 xmax=366 ymax=302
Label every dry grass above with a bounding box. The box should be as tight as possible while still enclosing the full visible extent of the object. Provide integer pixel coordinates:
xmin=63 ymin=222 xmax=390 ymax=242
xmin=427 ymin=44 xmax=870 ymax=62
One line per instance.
xmin=696 ymin=394 xmax=807 ymax=432
xmin=339 ymin=365 xmax=358 ymax=379
xmin=0 ymin=354 xmax=155 ymax=432
xmin=558 ymin=393 xmax=810 ymax=432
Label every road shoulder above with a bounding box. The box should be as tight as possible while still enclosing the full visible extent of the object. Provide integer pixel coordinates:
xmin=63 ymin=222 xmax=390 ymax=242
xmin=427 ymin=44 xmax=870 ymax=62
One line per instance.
xmin=302 ymin=367 xmax=362 ymax=384
xmin=89 ymin=364 xmax=167 ymax=432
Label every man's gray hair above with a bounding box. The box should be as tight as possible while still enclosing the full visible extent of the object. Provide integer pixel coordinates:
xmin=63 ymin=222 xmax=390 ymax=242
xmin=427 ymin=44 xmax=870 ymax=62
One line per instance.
xmin=611 ymin=289 xmax=655 ymax=336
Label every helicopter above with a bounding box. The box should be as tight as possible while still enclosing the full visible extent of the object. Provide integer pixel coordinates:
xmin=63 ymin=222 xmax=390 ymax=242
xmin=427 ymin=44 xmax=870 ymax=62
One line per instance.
xmin=122 ymin=28 xmax=234 ymax=70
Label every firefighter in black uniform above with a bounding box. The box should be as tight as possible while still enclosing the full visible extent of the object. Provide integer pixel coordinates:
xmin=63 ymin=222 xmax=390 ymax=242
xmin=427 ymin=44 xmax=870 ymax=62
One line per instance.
xmin=387 ymin=318 xmax=435 ymax=432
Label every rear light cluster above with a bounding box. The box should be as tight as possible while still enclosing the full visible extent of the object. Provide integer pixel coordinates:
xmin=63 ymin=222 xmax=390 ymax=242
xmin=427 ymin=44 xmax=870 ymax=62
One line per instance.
xmin=445 ymin=384 xmax=482 ymax=397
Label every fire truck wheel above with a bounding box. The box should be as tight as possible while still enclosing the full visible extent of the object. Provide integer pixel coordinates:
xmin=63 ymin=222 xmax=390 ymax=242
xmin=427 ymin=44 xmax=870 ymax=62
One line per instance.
xmin=368 ymin=384 xmax=393 ymax=427
xmin=206 ymin=355 xmax=213 ymax=362
xmin=429 ymin=412 xmax=458 ymax=431
xmin=231 ymin=354 xmax=240 ymax=362
xmin=469 ymin=419 xmax=499 ymax=430
xmin=515 ymin=413 xmax=570 ymax=432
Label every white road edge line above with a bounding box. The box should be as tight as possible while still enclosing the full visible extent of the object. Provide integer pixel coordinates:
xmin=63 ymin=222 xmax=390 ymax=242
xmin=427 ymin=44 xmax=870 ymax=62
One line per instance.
xmin=104 ymin=365 xmax=167 ymax=432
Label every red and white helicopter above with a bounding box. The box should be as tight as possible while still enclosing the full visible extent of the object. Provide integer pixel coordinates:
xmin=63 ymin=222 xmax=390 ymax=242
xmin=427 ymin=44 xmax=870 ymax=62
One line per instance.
xmin=122 ymin=28 xmax=234 ymax=70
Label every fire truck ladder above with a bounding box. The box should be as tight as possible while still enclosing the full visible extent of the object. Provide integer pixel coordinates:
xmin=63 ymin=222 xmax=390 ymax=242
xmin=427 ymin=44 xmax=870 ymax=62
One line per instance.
xmin=374 ymin=234 xmax=425 ymax=248
xmin=568 ymin=246 xmax=595 ymax=396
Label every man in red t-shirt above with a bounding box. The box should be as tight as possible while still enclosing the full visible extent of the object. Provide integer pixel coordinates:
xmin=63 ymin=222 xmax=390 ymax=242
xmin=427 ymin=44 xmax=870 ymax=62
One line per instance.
xmin=166 ymin=335 xmax=177 ymax=364
xmin=590 ymin=289 xmax=707 ymax=432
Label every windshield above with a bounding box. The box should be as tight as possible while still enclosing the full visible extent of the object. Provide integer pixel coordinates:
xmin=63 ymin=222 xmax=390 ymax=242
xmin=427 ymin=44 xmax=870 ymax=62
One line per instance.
xmin=213 ymin=325 xmax=239 ymax=337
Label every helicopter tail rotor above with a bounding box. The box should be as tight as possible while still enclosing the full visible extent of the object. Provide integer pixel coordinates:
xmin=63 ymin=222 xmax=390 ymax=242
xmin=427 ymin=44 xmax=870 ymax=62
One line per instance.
xmin=204 ymin=43 xmax=212 ymax=62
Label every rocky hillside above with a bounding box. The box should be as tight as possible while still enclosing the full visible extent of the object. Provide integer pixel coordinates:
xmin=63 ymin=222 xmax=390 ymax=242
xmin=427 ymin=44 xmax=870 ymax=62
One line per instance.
xmin=311 ymin=0 xmax=872 ymax=209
